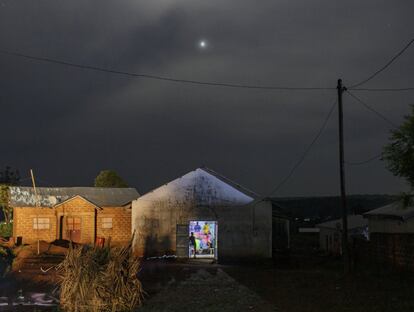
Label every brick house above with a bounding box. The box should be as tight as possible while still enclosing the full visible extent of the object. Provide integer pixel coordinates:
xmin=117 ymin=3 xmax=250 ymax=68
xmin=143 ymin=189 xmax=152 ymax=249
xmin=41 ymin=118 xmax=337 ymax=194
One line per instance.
xmin=363 ymin=202 xmax=414 ymax=270
xmin=9 ymin=187 xmax=139 ymax=245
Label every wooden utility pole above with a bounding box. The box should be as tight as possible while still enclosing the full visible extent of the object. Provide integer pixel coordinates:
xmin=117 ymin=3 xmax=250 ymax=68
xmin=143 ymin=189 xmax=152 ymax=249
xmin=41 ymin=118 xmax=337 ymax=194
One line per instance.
xmin=337 ymin=79 xmax=349 ymax=274
xmin=30 ymin=169 xmax=40 ymax=255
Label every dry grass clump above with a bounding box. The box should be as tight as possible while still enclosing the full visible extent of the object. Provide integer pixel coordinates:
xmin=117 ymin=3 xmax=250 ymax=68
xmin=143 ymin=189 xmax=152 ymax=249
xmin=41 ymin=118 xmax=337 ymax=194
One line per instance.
xmin=57 ymin=241 xmax=144 ymax=311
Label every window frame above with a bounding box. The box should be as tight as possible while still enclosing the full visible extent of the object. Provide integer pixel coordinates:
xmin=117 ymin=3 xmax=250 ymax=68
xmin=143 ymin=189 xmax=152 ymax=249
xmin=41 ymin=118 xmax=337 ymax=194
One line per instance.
xmin=33 ymin=217 xmax=51 ymax=230
xmin=101 ymin=217 xmax=113 ymax=229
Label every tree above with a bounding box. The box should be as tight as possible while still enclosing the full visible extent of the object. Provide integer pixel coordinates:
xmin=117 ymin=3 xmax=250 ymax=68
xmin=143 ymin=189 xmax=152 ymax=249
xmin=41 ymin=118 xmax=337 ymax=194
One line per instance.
xmin=383 ymin=106 xmax=414 ymax=190
xmin=0 ymin=166 xmax=20 ymax=225
xmin=0 ymin=166 xmax=20 ymax=185
xmin=94 ymin=170 xmax=128 ymax=188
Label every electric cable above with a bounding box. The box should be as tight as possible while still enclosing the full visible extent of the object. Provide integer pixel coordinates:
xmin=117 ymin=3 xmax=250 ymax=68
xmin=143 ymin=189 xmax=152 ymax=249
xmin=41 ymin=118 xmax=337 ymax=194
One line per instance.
xmin=268 ymin=99 xmax=337 ymax=195
xmin=346 ymin=90 xmax=398 ymax=128
xmin=0 ymin=49 xmax=335 ymax=91
xmin=349 ymin=37 xmax=414 ymax=89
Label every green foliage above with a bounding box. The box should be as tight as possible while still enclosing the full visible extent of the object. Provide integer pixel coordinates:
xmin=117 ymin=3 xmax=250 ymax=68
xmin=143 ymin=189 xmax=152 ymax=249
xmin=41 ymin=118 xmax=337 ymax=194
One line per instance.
xmin=94 ymin=170 xmax=128 ymax=188
xmin=0 ymin=185 xmax=12 ymax=225
xmin=0 ymin=245 xmax=14 ymax=277
xmin=0 ymin=166 xmax=20 ymax=185
xmin=0 ymin=222 xmax=12 ymax=238
xmin=383 ymin=106 xmax=414 ymax=188
xmin=0 ymin=166 xmax=20 ymax=225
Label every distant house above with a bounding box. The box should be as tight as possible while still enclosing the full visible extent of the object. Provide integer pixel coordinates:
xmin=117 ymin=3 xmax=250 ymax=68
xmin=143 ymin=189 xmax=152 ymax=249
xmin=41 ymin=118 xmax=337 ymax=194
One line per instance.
xmin=131 ymin=167 xmax=276 ymax=260
xmin=10 ymin=187 xmax=139 ymax=245
xmin=364 ymin=202 xmax=414 ymax=233
xmin=316 ymin=215 xmax=368 ymax=255
xmin=363 ymin=202 xmax=414 ymax=270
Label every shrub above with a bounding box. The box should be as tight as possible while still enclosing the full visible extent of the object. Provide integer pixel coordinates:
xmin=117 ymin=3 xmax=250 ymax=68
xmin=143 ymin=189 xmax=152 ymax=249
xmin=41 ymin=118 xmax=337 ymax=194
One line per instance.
xmin=0 ymin=222 xmax=12 ymax=238
xmin=0 ymin=246 xmax=14 ymax=277
xmin=57 ymin=241 xmax=144 ymax=311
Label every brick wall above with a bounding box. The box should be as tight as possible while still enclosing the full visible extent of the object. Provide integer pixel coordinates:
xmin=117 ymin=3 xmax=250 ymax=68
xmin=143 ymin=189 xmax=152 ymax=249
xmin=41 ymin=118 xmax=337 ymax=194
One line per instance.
xmin=13 ymin=207 xmax=57 ymax=244
xmin=97 ymin=207 xmax=131 ymax=246
xmin=13 ymin=197 xmax=132 ymax=246
xmin=55 ymin=197 xmax=96 ymax=244
xmin=354 ymin=233 xmax=414 ymax=271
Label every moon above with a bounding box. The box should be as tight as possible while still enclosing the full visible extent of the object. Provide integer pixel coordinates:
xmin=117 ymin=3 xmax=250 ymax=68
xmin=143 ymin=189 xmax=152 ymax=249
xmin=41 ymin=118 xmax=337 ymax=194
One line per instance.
xmin=198 ymin=40 xmax=208 ymax=50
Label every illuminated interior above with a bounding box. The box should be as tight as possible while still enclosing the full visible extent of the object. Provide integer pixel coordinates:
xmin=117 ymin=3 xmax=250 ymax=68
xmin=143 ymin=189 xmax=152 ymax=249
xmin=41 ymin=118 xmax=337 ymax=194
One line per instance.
xmin=189 ymin=221 xmax=217 ymax=259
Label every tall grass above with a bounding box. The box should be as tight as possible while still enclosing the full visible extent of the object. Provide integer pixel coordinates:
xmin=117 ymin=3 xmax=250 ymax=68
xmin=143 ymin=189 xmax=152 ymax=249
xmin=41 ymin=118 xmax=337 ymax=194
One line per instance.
xmin=57 ymin=241 xmax=144 ymax=311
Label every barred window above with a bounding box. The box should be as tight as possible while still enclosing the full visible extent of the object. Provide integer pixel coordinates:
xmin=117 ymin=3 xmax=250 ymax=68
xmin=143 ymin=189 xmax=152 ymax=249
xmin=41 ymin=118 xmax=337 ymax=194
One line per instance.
xmin=102 ymin=218 xmax=113 ymax=229
xmin=33 ymin=218 xmax=50 ymax=230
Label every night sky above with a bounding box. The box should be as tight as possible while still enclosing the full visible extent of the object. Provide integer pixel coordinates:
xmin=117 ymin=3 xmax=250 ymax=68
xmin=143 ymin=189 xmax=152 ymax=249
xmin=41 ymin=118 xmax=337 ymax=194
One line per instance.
xmin=0 ymin=0 xmax=413 ymax=196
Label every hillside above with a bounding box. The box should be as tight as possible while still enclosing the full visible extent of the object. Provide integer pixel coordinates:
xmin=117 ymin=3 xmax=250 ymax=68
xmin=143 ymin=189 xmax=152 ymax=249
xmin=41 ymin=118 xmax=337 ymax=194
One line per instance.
xmin=273 ymin=194 xmax=396 ymax=222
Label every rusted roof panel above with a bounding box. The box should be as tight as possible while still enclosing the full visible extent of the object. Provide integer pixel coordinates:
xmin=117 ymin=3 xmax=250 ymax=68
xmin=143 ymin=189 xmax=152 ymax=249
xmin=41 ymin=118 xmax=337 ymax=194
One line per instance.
xmin=9 ymin=187 xmax=139 ymax=207
xmin=364 ymin=202 xmax=414 ymax=221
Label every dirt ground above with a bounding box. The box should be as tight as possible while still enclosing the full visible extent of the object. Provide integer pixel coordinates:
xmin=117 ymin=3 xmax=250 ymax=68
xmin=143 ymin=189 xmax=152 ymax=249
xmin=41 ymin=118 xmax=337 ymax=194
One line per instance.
xmin=138 ymin=255 xmax=414 ymax=312
xmin=224 ymin=261 xmax=414 ymax=312
xmin=1 ymin=242 xmax=414 ymax=312
xmin=139 ymin=263 xmax=275 ymax=312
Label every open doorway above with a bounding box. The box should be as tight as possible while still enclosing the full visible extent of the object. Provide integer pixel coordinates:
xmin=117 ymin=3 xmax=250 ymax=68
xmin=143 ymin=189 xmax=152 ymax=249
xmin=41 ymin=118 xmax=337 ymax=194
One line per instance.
xmin=189 ymin=221 xmax=217 ymax=259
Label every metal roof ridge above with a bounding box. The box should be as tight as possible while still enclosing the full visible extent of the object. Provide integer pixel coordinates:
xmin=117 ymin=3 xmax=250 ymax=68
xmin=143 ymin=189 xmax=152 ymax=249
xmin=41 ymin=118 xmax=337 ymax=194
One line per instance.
xmin=199 ymin=166 xmax=260 ymax=199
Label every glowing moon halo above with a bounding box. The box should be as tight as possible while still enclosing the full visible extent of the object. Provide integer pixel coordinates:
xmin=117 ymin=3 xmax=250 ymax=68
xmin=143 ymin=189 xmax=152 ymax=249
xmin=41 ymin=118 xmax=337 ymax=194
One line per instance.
xmin=198 ymin=40 xmax=208 ymax=49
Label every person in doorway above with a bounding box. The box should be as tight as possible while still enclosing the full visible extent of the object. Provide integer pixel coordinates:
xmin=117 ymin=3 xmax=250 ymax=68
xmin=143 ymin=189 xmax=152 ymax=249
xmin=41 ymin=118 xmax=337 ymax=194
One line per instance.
xmin=189 ymin=232 xmax=197 ymax=258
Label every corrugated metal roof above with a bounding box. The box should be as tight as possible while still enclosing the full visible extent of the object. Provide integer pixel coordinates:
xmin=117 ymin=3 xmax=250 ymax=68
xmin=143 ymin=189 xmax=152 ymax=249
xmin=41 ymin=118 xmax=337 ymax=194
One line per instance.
xmin=200 ymin=167 xmax=259 ymax=199
xmin=316 ymin=215 xmax=367 ymax=230
xmin=136 ymin=167 xmax=256 ymax=206
xmin=364 ymin=202 xmax=414 ymax=221
xmin=9 ymin=186 xmax=139 ymax=207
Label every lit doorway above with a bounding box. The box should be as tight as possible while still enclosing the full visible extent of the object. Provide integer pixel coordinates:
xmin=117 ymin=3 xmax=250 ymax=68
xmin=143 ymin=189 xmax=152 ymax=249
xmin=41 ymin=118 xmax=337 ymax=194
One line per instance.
xmin=189 ymin=221 xmax=217 ymax=259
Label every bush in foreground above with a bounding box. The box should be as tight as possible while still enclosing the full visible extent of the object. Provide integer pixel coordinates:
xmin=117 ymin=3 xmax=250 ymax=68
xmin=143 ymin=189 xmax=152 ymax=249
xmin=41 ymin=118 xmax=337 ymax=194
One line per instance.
xmin=57 ymin=241 xmax=144 ymax=311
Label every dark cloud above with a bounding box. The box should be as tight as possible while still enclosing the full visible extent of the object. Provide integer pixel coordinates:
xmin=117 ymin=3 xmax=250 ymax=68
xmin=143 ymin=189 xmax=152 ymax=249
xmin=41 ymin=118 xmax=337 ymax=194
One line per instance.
xmin=0 ymin=0 xmax=413 ymax=196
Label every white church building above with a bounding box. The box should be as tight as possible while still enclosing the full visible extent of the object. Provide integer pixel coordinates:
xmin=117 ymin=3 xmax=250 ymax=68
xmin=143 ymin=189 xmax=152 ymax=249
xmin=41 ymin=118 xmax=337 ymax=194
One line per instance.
xmin=131 ymin=167 xmax=273 ymax=260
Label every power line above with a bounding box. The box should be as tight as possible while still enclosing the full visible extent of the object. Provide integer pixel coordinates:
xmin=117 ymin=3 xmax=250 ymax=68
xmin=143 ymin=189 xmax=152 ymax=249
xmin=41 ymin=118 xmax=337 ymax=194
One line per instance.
xmin=349 ymin=37 xmax=414 ymax=89
xmin=345 ymin=153 xmax=382 ymax=166
xmin=0 ymin=49 xmax=335 ymax=91
xmin=350 ymin=87 xmax=414 ymax=92
xmin=268 ymin=99 xmax=337 ymax=195
xmin=346 ymin=90 xmax=398 ymax=128
xmin=344 ymin=90 xmax=400 ymax=166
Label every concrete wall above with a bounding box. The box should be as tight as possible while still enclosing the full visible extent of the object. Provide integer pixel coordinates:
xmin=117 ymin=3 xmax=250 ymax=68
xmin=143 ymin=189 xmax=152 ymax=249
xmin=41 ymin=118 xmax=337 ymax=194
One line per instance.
xmin=273 ymin=217 xmax=290 ymax=251
xmin=319 ymin=226 xmax=368 ymax=254
xmin=368 ymin=218 xmax=414 ymax=234
xmin=132 ymin=198 xmax=272 ymax=260
xmin=319 ymin=228 xmax=340 ymax=252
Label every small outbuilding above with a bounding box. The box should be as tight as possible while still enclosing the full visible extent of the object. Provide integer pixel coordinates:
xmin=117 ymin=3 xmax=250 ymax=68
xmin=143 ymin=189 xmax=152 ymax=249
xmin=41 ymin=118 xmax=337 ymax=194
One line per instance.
xmin=363 ymin=202 xmax=414 ymax=269
xmin=364 ymin=202 xmax=414 ymax=233
xmin=131 ymin=167 xmax=273 ymax=260
xmin=10 ymin=186 xmax=139 ymax=246
xmin=316 ymin=215 xmax=368 ymax=255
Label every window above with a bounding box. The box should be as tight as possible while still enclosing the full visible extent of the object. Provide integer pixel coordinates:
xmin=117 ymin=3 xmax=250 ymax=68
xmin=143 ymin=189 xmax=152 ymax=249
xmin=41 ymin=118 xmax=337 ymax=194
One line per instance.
xmin=66 ymin=217 xmax=81 ymax=230
xmin=33 ymin=218 xmax=50 ymax=229
xmin=102 ymin=217 xmax=113 ymax=229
